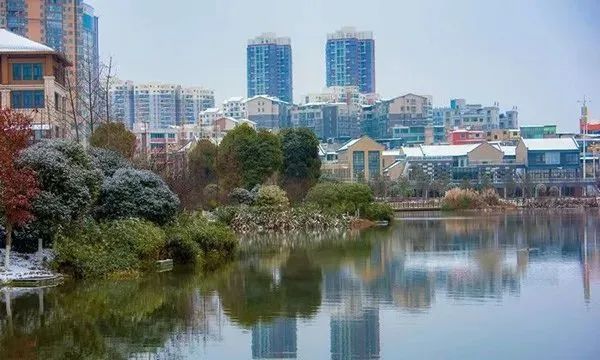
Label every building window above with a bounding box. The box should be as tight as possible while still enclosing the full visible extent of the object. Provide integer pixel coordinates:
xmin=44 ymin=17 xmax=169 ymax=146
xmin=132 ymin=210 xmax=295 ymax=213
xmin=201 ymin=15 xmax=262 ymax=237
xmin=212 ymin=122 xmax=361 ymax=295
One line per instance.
xmin=545 ymin=152 xmax=560 ymax=165
xmin=353 ymin=151 xmax=365 ymax=180
xmin=11 ymin=90 xmax=45 ymax=108
xmin=150 ymin=133 xmax=165 ymax=139
xmin=12 ymin=63 xmax=43 ymax=81
xmin=368 ymin=151 xmax=380 ymax=179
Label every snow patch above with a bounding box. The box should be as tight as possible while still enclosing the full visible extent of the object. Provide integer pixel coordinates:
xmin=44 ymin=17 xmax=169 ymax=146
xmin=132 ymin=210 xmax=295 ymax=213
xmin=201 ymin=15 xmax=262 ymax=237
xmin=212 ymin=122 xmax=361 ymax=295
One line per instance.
xmin=0 ymin=249 xmax=57 ymax=283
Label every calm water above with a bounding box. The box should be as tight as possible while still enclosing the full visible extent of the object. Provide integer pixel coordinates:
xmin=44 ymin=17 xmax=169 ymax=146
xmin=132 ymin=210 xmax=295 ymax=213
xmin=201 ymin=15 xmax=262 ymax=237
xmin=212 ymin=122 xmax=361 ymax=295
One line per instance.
xmin=1 ymin=211 xmax=600 ymax=359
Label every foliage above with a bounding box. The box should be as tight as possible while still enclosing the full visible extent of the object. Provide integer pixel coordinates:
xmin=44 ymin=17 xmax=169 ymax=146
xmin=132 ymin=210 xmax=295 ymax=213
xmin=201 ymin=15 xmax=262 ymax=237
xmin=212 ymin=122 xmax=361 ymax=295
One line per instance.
xmin=254 ymin=185 xmax=290 ymax=208
xmin=305 ymin=182 xmax=373 ymax=215
xmin=96 ymin=168 xmax=180 ymax=225
xmin=228 ymin=187 xmax=255 ymax=205
xmin=203 ymin=183 xmax=219 ymax=210
xmin=53 ymin=218 xmax=166 ymax=278
xmin=166 ymin=213 xmax=237 ymax=265
xmin=410 ymin=164 xmax=431 ymax=197
xmin=280 ymin=128 xmax=321 ymax=202
xmin=19 ymin=139 xmax=103 ymax=244
xmin=217 ymin=124 xmax=282 ymax=191
xmin=88 ymin=147 xmax=132 ymax=177
xmin=388 ymin=176 xmax=413 ymax=197
xmin=213 ymin=205 xmax=244 ymax=225
xmin=442 ymin=187 xmax=505 ymax=210
xmin=363 ymin=202 xmax=394 ymax=222
xmin=441 ymin=188 xmax=482 ymax=210
xmin=229 ymin=204 xmax=349 ymax=234
xmin=89 ymin=122 xmax=136 ymax=159
xmin=369 ymin=175 xmax=393 ymax=198
xmin=0 ymin=109 xmax=40 ymax=266
xmin=176 ymin=139 xmax=218 ymax=210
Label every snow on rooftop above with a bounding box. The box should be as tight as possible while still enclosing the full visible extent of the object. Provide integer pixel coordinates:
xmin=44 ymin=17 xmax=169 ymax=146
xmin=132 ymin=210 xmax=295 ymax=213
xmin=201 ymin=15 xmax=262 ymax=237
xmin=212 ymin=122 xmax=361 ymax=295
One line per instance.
xmin=420 ymin=144 xmax=480 ymax=157
xmin=337 ymin=138 xmax=361 ymax=152
xmin=224 ymin=96 xmax=245 ymax=103
xmin=383 ymin=150 xmax=400 ymax=157
xmin=521 ymin=138 xmax=578 ymax=151
xmin=0 ymin=29 xmax=55 ymax=53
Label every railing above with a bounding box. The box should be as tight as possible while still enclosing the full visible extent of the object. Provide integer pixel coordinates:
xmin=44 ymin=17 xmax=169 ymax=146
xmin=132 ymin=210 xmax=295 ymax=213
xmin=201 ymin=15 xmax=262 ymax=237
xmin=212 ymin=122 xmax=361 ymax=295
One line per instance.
xmin=385 ymin=198 xmax=443 ymax=211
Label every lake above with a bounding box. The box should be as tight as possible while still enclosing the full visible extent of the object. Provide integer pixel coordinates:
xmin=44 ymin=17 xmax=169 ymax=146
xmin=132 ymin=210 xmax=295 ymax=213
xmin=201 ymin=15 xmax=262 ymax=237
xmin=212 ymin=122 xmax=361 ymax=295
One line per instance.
xmin=1 ymin=210 xmax=599 ymax=359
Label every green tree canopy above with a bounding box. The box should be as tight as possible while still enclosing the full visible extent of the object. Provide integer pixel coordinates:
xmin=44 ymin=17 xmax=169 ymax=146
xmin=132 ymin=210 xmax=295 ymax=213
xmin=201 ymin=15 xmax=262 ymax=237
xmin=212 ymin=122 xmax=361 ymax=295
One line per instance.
xmin=96 ymin=168 xmax=180 ymax=225
xmin=217 ymin=124 xmax=282 ymax=190
xmin=19 ymin=140 xmax=103 ymax=244
xmin=89 ymin=122 xmax=136 ymax=159
xmin=280 ymin=128 xmax=321 ymax=202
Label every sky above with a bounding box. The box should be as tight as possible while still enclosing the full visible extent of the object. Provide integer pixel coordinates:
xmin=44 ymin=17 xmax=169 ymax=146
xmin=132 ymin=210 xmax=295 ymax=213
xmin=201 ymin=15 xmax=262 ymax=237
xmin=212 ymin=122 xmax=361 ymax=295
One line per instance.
xmin=86 ymin=0 xmax=600 ymax=132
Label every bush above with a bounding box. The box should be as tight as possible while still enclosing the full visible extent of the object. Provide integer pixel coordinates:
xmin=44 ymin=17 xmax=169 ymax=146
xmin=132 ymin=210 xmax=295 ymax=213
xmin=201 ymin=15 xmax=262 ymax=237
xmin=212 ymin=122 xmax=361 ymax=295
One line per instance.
xmin=165 ymin=234 xmax=201 ymax=265
xmin=96 ymin=168 xmax=180 ymax=225
xmin=363 ymin=203 xmax=394 ymax=222
xmin=480 ymin=188 xmax=501 ymax=206
xmin=88 ymin=147 xmax=132 ymax=177
xmin=18 ymin=140 xmax=103 ymax=245
xmin=255 ymin=185 xmax=290 ymax=208
xmin=441 ymin=188 xmax=482 ymax=210
xmin=213 ymin=205 xmax=243 ymax=225
xmin=229 ymin=187 xmax=254 ymax=205
xmin=166 ymin=213 xmax=237 ymax=265
xmin=54 ymin=218 xmax=166 ymax=278
xmin=305 ymin=182 xmax=373 ymax=215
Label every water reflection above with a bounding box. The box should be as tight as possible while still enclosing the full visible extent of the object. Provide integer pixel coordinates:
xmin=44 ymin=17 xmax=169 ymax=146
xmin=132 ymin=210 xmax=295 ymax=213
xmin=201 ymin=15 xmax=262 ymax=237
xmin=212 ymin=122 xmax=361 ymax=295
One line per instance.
xmin=1 ymin=210 xmax=599 ymax=359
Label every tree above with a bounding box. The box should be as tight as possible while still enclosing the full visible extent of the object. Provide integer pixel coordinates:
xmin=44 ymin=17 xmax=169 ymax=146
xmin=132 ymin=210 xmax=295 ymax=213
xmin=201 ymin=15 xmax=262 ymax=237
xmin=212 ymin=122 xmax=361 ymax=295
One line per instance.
xmin=96 ymin=168 xmax=180 ymax=225
xmin=89 ymin=122 xmax=136 ymax=159
xmin=389 ymin=176 xmax=413 ymax=198
xmin=410 ymin=164 xmax=431 ymax=198
xmin=19 ymin=140 xmax=103 ymax=245
xmin=217 ymin=124 xmax=282 ymax=190
xmin=280 ymin=128 xmax=321 ymax=202
xmin=0 ymin=109 xmax=40 ymax=268
xmin=88 ymin=147 xmax=132 ymax=177
xmin=189 ymin=140 xmax=218 ymax=185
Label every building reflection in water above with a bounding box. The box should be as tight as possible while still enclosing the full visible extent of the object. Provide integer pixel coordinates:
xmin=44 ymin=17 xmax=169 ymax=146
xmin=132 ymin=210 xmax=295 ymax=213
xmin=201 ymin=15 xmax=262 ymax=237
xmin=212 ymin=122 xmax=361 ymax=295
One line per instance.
xmin=252 ymin=317 xmax=297 ymax=359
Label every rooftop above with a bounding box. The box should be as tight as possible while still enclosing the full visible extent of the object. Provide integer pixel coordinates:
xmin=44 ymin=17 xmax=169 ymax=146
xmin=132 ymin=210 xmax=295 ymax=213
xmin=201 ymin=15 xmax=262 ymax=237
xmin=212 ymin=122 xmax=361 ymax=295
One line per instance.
xmin=521 ymin=138 xmax=579 ymax=151
xmin=0 ymin=29 xmax=55 ymax=53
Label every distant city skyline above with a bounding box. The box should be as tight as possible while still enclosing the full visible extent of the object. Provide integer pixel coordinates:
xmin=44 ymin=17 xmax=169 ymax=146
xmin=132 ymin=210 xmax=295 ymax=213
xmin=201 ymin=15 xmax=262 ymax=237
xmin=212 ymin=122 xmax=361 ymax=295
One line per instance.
xmin=85 ymin=0 xmax=599 ymax=132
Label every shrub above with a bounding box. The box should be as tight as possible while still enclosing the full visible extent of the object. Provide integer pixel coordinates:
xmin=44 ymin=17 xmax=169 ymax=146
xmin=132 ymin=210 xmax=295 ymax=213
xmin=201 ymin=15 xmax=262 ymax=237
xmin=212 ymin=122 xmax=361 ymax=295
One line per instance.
xmin=305 ymin=182 xmax=373 ymax=215
xmin=255 ymin=185 xmax=290 ymax=208
xmin=96 ymin=168 xmax=180 ymax=225
xmin=214 ymin=205 xmax=243 ymax=225
xmin=18 ymin=140 xmax=103 ymax=245
xmin=203 ymin=183 xmax=219 ymax=210
xmin=441 ymin=188 xmax=482 ymax=210
xmin=480 ymin=188 xmax=501 ymax=206
xmin=54 ymin=218 xmax=166 ymax=278
xmin=229 ymin=187 xmax=254 ymax=205
xmin=88 ymin=147 xmax=132 ymax=177
xmin=363 ymin=203 xmax=394 ymax=222
xmin=166 ymin=213 xmax=237 ymax=264
xmin=165 ymin=234 xmax=201 ymax=264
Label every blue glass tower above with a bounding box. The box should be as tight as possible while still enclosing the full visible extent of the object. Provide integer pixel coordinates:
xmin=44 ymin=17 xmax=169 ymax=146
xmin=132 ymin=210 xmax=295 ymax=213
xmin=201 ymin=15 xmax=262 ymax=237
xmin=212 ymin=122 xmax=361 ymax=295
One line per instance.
xmin=326 ymin=27 xmax=375 ymax=94
xmin=247 ymin=33 xmax=293 ymax=103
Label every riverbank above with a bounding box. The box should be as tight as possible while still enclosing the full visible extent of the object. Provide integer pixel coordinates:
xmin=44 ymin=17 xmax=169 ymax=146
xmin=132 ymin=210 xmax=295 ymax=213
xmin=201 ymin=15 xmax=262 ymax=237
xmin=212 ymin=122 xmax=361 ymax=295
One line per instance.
xmin=0 ymin=249 xmax=57 ymax=285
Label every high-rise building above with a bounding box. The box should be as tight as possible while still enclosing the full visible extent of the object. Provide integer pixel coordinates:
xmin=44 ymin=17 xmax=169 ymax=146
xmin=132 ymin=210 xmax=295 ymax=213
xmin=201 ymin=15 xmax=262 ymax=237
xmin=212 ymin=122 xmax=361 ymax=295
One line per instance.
xmin=247 ymin=33 xmax=292 ymax=103
xmin=109 ymin=81 xmax=215 ymax=128
xmin=181 ymin=87 xmax=215 ymax=125
xmin=326 ymin=27 xmax=375 ymax=94
xmin=109 ymin=80 xmax=135 ymax=128
xmin=0 ymin=0 xmax=100 ymax=79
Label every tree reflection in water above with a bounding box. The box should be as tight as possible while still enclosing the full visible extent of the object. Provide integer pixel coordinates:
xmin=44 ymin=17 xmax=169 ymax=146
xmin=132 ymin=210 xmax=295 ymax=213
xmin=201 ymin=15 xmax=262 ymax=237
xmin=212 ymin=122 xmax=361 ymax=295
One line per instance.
xmin=0 ymin=210 xmax=599 ymax=359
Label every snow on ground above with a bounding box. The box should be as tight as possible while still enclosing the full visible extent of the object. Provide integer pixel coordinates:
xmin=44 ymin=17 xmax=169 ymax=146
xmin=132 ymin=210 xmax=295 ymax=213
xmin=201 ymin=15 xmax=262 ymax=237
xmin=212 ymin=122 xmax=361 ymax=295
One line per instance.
xmin=0 ymin=249 xmax=56 ymax=283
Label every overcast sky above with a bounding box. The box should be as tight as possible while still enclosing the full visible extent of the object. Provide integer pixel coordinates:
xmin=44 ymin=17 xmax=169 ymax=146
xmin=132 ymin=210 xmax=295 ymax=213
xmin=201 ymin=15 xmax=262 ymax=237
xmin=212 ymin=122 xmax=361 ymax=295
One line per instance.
xmin=86 ymin=0 xmax=599 ymax=132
